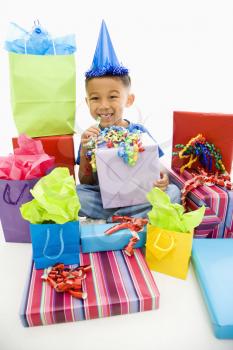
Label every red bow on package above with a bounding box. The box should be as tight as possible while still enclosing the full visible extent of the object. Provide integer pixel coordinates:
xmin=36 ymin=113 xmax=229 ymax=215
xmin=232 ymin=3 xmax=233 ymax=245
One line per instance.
xmin=0 ymin=134 xmax=55 ymax=180
xmin=41 ymin=263 xmax=92 ymax=299
xmin=105 ymin=215 xmax=148 ymax=256
xmin=181 ymin=168 xmax=233 ymax=210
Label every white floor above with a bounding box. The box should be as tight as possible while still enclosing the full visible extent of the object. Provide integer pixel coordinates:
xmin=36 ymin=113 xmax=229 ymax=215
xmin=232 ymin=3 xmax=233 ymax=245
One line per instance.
xmin=0 ymin=228 xmax=232 ymax=350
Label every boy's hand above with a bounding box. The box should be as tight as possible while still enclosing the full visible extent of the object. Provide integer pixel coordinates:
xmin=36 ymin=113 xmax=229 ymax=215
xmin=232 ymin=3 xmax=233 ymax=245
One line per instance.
xmin=80 ymin=125 xmax=100 ymax=151
xmin=153 ymin=172 xmax=169 ymax=191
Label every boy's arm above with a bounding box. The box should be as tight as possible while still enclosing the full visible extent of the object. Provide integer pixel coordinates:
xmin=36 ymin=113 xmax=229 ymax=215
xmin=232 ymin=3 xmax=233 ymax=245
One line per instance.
xmin=78 ymin=147 xmax=95 ymax=185
xmin=144 ymin=126 xmax=168 ymax=190
xmin=78 ymin=125 xmax=100 ymax=185
xmin=153 ymin=171 xmax=169 ymax=191
xmin=152 ymin=160 xmax=169 ymax=191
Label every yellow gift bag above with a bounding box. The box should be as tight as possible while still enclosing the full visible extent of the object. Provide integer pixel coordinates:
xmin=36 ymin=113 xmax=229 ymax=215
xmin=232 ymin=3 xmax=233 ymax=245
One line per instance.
xmin=146 ymin=225 xmax=193 ymax=279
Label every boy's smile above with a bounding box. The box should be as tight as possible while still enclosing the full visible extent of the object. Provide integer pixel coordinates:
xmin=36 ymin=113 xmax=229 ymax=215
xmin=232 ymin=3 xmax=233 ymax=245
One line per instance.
xmin=86 ymin=77 xmax=134 ymax=128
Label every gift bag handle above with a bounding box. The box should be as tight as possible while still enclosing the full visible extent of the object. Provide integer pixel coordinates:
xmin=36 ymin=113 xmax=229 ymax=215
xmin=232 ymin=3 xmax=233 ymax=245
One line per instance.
xmin=3 ymin=183 xmax=28 ymax=205
xmin=153 ymin=231 xmax=175 ymax=252
xmin=43 ymin=228 xmax=64 ymax=260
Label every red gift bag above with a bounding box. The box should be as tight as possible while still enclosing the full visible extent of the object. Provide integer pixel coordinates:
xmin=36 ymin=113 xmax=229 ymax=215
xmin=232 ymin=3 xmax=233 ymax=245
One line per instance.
xmin=13 ymin=135 xmax=76 ymax=178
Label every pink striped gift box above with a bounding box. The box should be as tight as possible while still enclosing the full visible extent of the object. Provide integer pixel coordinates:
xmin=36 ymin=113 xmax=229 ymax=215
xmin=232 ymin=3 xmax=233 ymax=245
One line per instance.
xmin=223 ymin=189 xmax=233 ymax=238
xmin=167 ymin=168 xmax=229 ymax=238
xmin=20 ymin=249 xmax=159 ymax=327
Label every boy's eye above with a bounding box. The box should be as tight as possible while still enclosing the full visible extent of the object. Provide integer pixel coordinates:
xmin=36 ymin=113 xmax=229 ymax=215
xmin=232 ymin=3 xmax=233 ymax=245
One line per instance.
xmin=90 ymin=97 xmax=99 ymax=101
xmin=110 ymin=95 xmax=118 ymax=99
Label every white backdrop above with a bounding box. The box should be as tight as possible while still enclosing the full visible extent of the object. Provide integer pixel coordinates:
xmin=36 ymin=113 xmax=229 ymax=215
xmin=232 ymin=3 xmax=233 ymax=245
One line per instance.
xmin=1 ymin=0 xmax=233 ymax=155
xmin=0 ymin=1 xmax=233 ymax=349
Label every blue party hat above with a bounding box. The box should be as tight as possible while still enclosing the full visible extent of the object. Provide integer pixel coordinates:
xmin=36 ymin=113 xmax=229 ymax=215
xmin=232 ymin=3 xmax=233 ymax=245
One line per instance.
xmin=85 ymin=20 xmax=128 ymax=78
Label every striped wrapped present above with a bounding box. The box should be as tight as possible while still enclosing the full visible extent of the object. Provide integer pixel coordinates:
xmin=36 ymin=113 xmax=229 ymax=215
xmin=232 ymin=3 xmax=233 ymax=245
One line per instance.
xmin=167 ymin=168 xmax=229 ymax=238
xmin=223 ymin=188 xmax=233 ymax=238
xmin=20 ymin=249 xmax=159 ymax=327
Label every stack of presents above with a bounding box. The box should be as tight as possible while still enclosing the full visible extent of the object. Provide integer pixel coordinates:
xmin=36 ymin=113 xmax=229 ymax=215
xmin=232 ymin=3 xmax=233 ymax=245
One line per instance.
xmin=1 ymin=20 xmax=233 ymax=340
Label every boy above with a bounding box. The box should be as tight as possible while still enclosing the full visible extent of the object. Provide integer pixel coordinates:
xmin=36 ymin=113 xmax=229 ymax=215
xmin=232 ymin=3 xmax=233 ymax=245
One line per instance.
xmin=77 ymin=21 xmax=180 ymax=221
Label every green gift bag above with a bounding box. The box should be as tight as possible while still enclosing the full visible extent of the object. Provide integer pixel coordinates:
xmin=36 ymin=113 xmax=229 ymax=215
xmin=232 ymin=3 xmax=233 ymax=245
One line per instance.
xmin=9 ymin=52 xmax=76 ymax=137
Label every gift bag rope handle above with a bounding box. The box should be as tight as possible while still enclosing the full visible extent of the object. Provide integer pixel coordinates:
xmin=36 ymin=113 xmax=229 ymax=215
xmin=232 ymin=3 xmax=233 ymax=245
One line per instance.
xmin=24 ymin=20 xmax=56 ymax=55
xmin=153 ymin=231 xmax=175 ymax=252
xmin=43 ymin=228 xmax=64 ymax=260
xmin=3 ymin=183 xmax=28 ymax=205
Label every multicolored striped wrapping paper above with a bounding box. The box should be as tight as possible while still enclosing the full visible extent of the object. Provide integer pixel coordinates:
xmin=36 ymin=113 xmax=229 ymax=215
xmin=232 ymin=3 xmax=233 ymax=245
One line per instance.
xmin=20 ymin=249 xmax=159 ymax=327
xmin=223 ymin=188 xmax=233 ymax=238
xmin=168 ymin=168 xmax=229 ymax=238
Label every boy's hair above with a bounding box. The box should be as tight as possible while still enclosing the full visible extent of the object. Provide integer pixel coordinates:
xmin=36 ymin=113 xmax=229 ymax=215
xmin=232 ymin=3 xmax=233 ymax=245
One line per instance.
xmin=85 ymin=74 xmax=131 ymax=90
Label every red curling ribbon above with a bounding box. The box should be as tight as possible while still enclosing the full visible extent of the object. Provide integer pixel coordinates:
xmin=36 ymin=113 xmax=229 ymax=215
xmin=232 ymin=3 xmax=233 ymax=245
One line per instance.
xmin=105 ymin=215 xmax=148 ymax=256
xmin=124 ymin=236 xmax=140 ymax=256
xmin=107 ymin=140 xmax=114 ymax=148
xmin=82 ymin=265 xmax=92 ymax=272
xmin=41 ymin=264 xmax=91 ymax=299
xmin=112 ymin=215 xmax=148 ymax=228
xmin=47 ymin=276 xmax=57 ymax=289
xmin=53 ymin=263 xmax=65 ymax=270
xmin=181 ymin=168 xmax=233 ymax=210
xmin=105 ymin=222 xmax=136 ymax=235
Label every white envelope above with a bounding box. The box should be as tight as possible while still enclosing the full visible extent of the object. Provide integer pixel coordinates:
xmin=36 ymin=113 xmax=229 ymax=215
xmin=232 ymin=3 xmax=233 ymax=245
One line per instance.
xmin=96 ymin=133 xmax=160 ymax=208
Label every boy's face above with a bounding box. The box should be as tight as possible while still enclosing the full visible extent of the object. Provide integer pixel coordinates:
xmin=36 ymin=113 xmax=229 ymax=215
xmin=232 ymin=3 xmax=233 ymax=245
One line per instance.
xmin=86 ymin=77 xmax=134 ymax=128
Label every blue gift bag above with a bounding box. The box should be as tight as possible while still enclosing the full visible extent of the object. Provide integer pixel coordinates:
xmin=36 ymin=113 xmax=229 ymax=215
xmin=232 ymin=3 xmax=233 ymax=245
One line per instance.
xmin=30 ymin=221 xmax=80 ymax=269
